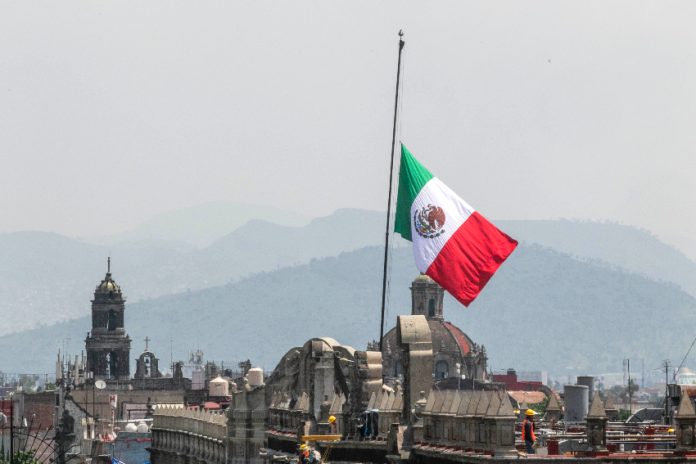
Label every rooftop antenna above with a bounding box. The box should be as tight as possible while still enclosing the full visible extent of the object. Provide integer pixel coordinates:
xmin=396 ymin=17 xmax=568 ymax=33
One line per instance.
xmin=107 ymin=256 xmax=111 ymax=274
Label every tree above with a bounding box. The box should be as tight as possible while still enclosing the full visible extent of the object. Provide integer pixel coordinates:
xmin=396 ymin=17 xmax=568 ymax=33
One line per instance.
xmin=0 ymin=451 xmax=41 ymax=464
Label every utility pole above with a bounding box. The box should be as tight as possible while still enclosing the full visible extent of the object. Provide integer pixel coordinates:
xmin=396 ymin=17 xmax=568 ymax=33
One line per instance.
xmin=664 ymin=360 xmax=671 ymax=424
xmin=627 ymin=359 xmax=632 ymax=415
xmin=641 ymin=358 xmax=645 ymax=388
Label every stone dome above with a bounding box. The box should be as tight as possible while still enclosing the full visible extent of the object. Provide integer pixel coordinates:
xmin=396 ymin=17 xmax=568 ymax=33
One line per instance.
xmin=380 ymin=275 xmax=488 ymax=381
xmin=413 ymin=273 xmax=434 ymax=283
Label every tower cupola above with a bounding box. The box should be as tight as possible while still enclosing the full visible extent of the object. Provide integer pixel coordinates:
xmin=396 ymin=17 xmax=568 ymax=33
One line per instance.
xmin=410 ymin=274 xmax=444 ymax=320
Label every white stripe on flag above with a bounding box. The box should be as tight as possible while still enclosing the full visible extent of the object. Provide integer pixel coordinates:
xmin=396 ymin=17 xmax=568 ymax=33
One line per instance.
xmin=409 ymin=177 xmax=475 ymax=271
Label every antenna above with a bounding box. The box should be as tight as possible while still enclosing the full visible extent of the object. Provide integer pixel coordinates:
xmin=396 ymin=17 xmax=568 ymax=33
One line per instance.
xmin=107 ymin=257 xmax=111 ymax=274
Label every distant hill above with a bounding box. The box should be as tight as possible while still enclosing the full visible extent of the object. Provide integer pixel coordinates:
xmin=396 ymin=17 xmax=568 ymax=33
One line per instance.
xmin=499 ymin=220 xmax=696 ymax=297
xmin=1 ymin=210 xmax=694 ymax=335
xmin=0 ymin=209 xmax=388 ymax=334
xmin=85 ymin=201 xmax=308 ymax=248
xmin=198 ymin=208 xmax=398 ymax=277
xmin=1 ymin=244 xmax=694 ymax=381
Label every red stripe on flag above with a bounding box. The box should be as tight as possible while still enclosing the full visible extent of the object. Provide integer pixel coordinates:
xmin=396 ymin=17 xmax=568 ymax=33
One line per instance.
xmin=426 ymin=211 xmax=517 ymax=306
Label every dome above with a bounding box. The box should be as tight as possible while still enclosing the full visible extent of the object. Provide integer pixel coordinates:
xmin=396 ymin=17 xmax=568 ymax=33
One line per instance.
xmin=96 ymin=275 xmax=121 ymax=293
xmin=413 ymin=273 xmax=435 ymax=284
xmin=383 ymin=319 xmax=473 ymax=357
xmin=381 ymin=318 xmax=486 ymax=381
xmin=94 ymin=258 xmax=122 ymax=295
xmin=136 ymin=421 xmax=149 ymax=433
xmin=380 ymin=275 xmax=488 ymax=382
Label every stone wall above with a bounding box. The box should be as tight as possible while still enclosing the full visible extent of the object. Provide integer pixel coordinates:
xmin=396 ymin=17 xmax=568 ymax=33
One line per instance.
xmin=228 ymin=384 xmax=266 ymax=464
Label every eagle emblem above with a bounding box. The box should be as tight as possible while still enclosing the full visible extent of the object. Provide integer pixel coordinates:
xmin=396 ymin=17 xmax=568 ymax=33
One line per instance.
xmin=413 ymin=204 xmax=446 ymax=238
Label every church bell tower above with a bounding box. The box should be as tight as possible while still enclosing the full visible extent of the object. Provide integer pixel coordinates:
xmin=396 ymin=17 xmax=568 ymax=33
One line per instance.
xmin=85 ymin=258 xmax=131 ymax=382
xmin=410 ymin=273 xmax=444 ymax=320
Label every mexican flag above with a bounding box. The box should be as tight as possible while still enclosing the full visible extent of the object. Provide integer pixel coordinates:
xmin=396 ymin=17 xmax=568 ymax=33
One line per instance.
xmin=395 ymin=144 xmax=517 ymax=306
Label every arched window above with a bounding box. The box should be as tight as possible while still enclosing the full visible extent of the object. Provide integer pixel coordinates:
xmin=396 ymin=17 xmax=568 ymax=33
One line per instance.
xmin=107 ymin=310 xmax=117 ymax=331
xmin=435 ymin=360 xmax=449 ymax=379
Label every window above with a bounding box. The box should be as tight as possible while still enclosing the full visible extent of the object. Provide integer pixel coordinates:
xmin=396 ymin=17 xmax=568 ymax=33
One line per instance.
xmin=428 ymin=298 xmax=435 ymax=317
xmin=107 ymin=309 xmax=117 ymax=331
xmin=435 ymin=360 xmax=449 ymax=379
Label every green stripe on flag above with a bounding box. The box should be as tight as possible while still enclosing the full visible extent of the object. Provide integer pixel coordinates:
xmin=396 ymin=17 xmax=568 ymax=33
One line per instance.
xmin=394 ymin=144 xmax=434 ymax=241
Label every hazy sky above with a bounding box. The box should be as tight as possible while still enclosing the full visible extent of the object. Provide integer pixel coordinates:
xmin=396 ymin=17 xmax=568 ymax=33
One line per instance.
xmin=1 ymin=2 xmax=695 ymax=258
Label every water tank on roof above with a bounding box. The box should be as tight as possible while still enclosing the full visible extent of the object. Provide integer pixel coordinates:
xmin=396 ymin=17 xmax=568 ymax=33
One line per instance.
xmin=125 ymin=422 xmax=137 ymax=432
xmin=576 ymin=376 xmax=595 ymax=400
xmin=564 ymin=384 xmax=589 ymax=422
xmin=136 ymin=421 xmax=149 ymax=433
xmin=248 ymin=368 xmax=264 ymax=387
xmin=209 ymin=376 xmax=229 ymax=397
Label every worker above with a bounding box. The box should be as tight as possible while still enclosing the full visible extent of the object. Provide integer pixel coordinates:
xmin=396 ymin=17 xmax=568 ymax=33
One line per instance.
xmin=521 ymin=409 xmax=537 ymax=454
xmin=328 ymin=415 xmax=337 ymax=433
xmin=298 ymin=443 xmax=310 ymax=464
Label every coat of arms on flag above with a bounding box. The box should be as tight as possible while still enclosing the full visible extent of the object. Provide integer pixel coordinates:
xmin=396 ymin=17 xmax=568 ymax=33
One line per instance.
xmin=395 ymin=144 xmax=517 ymax=306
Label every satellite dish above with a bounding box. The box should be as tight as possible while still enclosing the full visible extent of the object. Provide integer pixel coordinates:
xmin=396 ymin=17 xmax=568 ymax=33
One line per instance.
xmin=95 ymin=380 xmax=107 ymax=390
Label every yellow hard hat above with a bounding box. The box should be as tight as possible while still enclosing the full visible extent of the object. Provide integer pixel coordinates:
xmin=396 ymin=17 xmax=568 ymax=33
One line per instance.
xmin=668 ymin=428 xmax=675 ymax=433
xmin=329 ymin=415 xmax=336 ymax=423
xmin=299 ymin=444 xmax=307 ymax=450
xmin=514 ymin=409 xmax=520 ymax=415
xmin=525 ymin=409 xmax=536 ymax=416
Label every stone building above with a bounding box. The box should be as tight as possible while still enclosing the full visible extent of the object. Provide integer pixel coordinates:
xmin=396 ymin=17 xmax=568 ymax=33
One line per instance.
xmin=150 ymin=315 xmax=525 ymax=463
xmin=381 ymin=274 xmax=488 ymax=382
xmin=85 ymin=258 xmax=131 ymax=382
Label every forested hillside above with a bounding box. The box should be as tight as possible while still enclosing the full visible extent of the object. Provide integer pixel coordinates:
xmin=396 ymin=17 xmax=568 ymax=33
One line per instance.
xmin=1 ymin=244 xmax=693 ymax=380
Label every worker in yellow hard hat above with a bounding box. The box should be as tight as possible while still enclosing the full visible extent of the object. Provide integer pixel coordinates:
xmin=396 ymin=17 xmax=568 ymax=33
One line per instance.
xmin=329 ymin=414 xmax=337 ymax=433
xmin=521 ymin=409 xmax=537 ymax=454
xmin=298 ymin=443 xmax=309 ymax=463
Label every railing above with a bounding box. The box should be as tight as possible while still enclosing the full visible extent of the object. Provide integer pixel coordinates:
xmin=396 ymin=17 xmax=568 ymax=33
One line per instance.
xmin=153 ymin=406 xmax=227 ymax=440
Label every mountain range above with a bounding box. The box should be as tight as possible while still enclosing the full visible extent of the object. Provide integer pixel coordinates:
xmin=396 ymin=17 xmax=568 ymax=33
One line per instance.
xmin=1 ymin=243 xmax=694 ymax=382
xmin=1 ymin=207 xmax=694 ymax=337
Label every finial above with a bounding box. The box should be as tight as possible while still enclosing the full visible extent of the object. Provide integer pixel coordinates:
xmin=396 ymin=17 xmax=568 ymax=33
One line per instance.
xmin=107 ymin=257 xmax=111 ymax=274
xmin=144 ymin=336 xmax=151 ymax=351
xmin=398 ymin=29 xmax=404 ymax=37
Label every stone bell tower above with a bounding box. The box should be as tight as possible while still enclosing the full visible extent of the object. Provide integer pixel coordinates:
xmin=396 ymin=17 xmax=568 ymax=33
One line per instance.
xmin=85 ymin=258 xmax=131 ymax=382
xmin=410 ymin=274 xmax=444 ymax=320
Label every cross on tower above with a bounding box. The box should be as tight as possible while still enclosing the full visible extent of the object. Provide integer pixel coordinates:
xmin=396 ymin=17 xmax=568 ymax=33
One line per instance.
xmin=144 ymin=336 xmax=151 ymax=351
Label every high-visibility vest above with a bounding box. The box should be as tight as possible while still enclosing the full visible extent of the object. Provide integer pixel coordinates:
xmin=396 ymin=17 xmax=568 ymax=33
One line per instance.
xmin=521 ymin=419 xmax=536 ymax=442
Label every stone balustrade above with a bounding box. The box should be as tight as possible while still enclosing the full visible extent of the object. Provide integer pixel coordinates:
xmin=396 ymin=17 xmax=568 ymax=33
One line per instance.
xmin=151 ymin=406 xmax=227 ymax=464
xmin=416 ymin=389 xmax=517 ymax=458
xmin=365 ymin=389 xmax=403 ymax=438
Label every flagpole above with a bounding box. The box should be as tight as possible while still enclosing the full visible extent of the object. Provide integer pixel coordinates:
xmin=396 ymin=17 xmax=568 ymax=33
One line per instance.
xmin=379 ymin=30 xmax=405 ymax=353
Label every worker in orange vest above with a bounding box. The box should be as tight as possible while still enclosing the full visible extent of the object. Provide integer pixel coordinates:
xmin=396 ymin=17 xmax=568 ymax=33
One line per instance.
xmin=521 ymin=409 xmax=537 ymax=454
